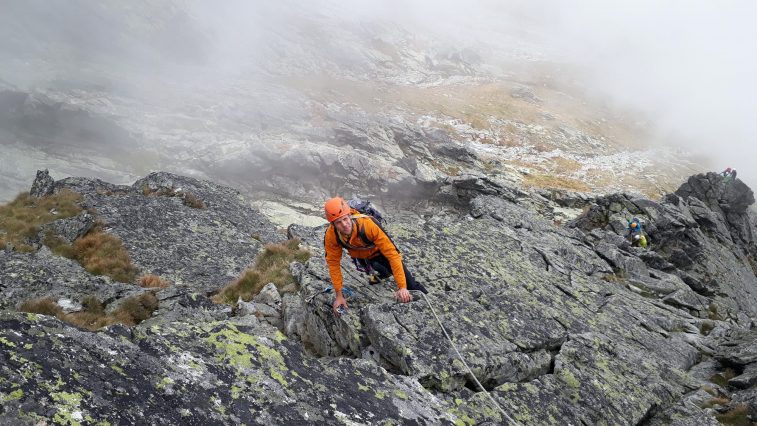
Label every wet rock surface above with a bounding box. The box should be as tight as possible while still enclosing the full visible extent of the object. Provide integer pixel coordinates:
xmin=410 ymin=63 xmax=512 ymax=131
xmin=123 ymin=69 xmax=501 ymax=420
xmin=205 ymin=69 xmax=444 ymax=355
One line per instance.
xmin=1 ymin=170 xmax=756 ymax=424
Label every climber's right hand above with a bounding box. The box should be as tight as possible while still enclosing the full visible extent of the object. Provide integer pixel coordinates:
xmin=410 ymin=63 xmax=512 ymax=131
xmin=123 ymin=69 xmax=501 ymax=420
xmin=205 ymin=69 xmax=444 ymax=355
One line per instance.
xmin=332 ymin=294 xmax=348 ymax=317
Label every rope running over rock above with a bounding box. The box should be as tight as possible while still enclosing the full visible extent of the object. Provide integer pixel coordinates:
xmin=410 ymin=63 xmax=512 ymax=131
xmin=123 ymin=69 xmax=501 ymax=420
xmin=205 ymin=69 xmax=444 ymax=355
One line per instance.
xmin=409 ymin=290 xmax=522 ymax=426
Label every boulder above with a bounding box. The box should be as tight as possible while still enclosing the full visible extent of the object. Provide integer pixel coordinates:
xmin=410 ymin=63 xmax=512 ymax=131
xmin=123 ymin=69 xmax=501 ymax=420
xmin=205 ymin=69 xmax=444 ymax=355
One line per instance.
xmin=29 ymin=169 xmax=55 ymax=198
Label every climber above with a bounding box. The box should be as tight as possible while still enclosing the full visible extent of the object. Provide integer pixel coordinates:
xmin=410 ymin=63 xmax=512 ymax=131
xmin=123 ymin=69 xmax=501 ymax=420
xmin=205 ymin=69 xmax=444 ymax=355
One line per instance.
xmin=323 ymin=197 xmax=427 ymax=316
xmin=625 ymin=217 xmax=647 ymax=248
xmin=721 ymin=167 xmax=738 ymax=182
xmin=625 ymin=217 xmax=642 ymax=236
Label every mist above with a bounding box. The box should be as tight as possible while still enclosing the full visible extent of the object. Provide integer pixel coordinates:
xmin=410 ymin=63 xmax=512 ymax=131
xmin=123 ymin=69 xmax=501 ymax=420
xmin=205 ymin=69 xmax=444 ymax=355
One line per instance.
xmin=533 ymin=1 xmax=757 ymax=187
xmin=1 ymin=0 xmax=755 ymax=197
xmin=185 ymin=0 xmax=757 ymax=189
xmin=362 ymin=0 xmax=757 ymax=187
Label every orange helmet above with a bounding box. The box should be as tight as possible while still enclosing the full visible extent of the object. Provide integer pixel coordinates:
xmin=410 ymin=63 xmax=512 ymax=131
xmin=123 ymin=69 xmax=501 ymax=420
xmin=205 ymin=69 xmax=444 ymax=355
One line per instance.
xmin=630 ymin=222 xmax=638 ymax=229
xmin=324 ymin=197 xmax=351 ymax=222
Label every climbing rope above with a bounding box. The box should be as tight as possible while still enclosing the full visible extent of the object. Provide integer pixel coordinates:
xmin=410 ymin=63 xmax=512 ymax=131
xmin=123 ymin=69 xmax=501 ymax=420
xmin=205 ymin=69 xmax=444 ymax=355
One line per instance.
xmin=305 ymin=285 xmax=354 ymax=304
xmin=409 ymin=290 xmax=522 ymax=426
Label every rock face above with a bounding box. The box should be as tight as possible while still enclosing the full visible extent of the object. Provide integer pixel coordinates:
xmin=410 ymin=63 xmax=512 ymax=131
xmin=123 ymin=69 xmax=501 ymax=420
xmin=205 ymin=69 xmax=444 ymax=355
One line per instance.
xmin=570 ymin=172 xmax=757 ymax=320
xmin=29 ymin=169 xmax=55 ymax=198
xmin=1 ymin=170 xmax=756 ymax=424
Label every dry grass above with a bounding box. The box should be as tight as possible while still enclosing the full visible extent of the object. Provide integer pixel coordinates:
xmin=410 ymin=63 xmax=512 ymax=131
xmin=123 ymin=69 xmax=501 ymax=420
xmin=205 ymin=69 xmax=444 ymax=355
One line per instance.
xmin=701 ymin=396 xmax=730 ymax=409
xmin=18 ymin=297 xmax=63 ymax=317
xmin=111 ymin=292 xmax=159 ymax=325
xmin=285 ymin=77 xmax=546 ymax=128
xmin=139 ymin=274 xmax=171 ymax=289
xmin=284 ymin=69 xmax=660 ymax=155
xmin=19 ymin=293 xmax=159 ymax=331
xmin=715 ymin=404 xmax=751 ymax=426
xmin=3 ymin=191 xmax=138 ymax=284
xmin=72 ymin=230 xmax=138 ymax=283
xmin=213 ymin=239 xmax=310 ymax=304
xmin=0 ymin=190 xmax=83 ymax=252
xmin=700 ymin=321 xmax=715 ymax=336
xmin=550 ymin=157 xmax=583 ymax=173
xmin=602 ymin=273 xmax=627 ymax=284
xmin=181 ymin=192 xmax=205 ymax=209
xmin=523 ymin=173 xmax=591 ymax=192
xmin=42 ymin=225 xmax=138 ymax=283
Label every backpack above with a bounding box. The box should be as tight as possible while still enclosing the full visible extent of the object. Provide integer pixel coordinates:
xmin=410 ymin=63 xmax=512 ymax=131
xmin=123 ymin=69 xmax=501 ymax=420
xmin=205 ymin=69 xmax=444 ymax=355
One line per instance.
xmin=333 ymin=198 xmax=392 ymax=250
xmin=348 ymin=198 xmax=385 ymax=224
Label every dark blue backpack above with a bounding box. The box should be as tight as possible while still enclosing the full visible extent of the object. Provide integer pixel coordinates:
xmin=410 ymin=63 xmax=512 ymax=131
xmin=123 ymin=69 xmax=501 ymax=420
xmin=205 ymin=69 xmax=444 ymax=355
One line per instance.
xmin=348 ymin=198 xmax=385 ymax=224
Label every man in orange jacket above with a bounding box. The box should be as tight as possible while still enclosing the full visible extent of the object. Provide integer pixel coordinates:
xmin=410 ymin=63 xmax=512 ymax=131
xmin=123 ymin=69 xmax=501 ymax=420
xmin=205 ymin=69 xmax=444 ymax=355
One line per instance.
xmin=323 ymin=197 xmax=427 ymax=316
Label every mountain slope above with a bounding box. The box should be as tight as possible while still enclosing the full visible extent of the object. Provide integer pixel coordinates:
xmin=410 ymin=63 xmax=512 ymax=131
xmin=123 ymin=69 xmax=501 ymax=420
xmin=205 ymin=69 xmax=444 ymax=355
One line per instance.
xmin=1 ymin=170 xmax=755 ymax=424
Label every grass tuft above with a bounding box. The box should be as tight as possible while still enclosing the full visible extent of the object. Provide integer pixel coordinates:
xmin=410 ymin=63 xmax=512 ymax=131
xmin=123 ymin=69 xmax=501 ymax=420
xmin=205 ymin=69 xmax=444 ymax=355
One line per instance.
xmin=602 ymin=273 xmax=626 ymax=284
xmin=72 ymin=229 xmax=138 ymax=283
xmin=0 ymin=190 xmax=83 ymax=251
xmin=19 ymin=293 xmax=159 ymax=330
xmin=139 ymin=274 xmax=171 ymax=289
xmin=701 ymin=396 xmax=730 ymax=409
xmin=181 ymin=192 xmax=205 ymax=209
xmin=19 ymin=298 xmax=63 ymax=317
xmin=43 ymin=224 xmax=138 ymax=283
xmin=715 ymin=404 xmax=751 ymax=426
xmin=112 ymin=292 xmax=159 ymax=325
xmin=213 ymin=239 xmax=310 ymax=304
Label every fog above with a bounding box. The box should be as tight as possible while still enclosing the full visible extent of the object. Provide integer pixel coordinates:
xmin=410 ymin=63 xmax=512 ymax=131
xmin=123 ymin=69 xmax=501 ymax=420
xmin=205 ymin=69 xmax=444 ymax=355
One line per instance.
xmin=184 ymin=0 xmax=757 ymax=189
xmin=353 ymin=0 xmax=757 ymax=186
xmin=538 ymin=1 xmax=757 ymax=188
xmin=1 ymin=0 xmax=755 ymax=192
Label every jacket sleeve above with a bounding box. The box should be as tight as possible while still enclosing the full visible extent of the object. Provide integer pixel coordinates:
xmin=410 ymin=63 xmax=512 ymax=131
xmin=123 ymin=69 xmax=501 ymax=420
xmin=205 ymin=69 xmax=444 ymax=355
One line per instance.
xmin=363 ymin=220 xmax=407 ymax=290
xmin=323 ymin=225 xmax=345 ymax=294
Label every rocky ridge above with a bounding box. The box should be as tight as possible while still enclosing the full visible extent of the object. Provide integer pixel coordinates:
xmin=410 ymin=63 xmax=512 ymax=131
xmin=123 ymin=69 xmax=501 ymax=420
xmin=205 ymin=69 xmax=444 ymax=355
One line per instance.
xmin=0 ymin=170 xmax=755 ymax=424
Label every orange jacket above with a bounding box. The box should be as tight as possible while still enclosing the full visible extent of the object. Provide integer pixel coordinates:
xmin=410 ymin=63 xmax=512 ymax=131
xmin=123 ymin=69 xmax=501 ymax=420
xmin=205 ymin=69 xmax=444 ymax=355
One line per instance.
xmin=324 ymin=214 xmax=406 ymax=294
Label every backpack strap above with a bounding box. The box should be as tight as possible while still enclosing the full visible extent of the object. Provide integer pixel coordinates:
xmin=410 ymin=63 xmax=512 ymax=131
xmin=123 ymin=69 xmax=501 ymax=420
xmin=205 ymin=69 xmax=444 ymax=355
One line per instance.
xmin=330 ymin=215 xmax=400 ymax=254
xmin=332 ymin=216 xmax=375 ymax=251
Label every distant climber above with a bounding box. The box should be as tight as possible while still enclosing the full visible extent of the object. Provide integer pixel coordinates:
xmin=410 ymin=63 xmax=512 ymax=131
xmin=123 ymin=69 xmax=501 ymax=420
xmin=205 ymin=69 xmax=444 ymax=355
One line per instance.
xmin=721 ymin=167 xmax=737 ymax=182
xmin=625 ymin=217 xmax=648 ymax=248
xmin=323 ymin=197 xmax=427 ymax=316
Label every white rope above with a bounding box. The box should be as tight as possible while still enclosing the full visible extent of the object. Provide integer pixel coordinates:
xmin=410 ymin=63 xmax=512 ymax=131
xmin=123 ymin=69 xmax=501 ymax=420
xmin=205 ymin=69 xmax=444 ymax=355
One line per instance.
xmin=409 ymin=290 xmax=522 ymax=426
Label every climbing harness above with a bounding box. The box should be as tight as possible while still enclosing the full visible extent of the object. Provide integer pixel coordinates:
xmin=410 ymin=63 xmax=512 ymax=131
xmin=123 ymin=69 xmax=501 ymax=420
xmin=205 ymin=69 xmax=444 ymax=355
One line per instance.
xmin=409 ymin=290 xmax=522 ymax=426
xmin=353 ymin=257 xmax=374 ymax=274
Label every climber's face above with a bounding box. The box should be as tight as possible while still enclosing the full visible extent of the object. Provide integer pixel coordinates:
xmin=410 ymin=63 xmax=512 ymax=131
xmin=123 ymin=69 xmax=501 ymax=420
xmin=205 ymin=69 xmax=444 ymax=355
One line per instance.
xmin=334 ymin=215 xmax=353 ymax=235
